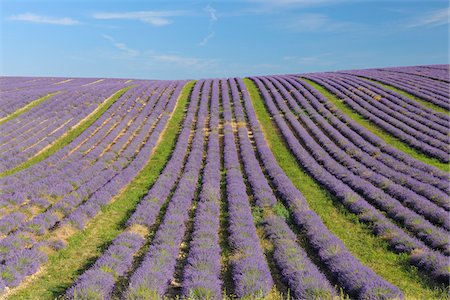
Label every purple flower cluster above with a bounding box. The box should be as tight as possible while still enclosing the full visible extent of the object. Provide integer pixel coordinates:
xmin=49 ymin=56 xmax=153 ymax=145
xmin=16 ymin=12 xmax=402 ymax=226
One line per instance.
xmin=242 ymin=77 xmax=405 ymax=298
xmin=264 ymin=215 xmax=335 ymax=299
xmin=0 ymin=247 xmax=47 ymax=290
xmin=221 ymin=79 xmax=274 ymax=298
xmin=125 ymin=80 xmax=209 ymax=299
xmin=0 ymin=213 xmax=25 ymax=236
xmin=181 ymin=80 xmax=222 ymax=299
xmin=66 ymin=232 xmax=145 ymax=300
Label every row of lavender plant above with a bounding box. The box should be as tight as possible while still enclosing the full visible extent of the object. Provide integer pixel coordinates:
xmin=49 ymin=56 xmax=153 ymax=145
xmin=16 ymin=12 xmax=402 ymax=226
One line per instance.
xmin=284 ymin=76 xmax=449 ymax=187
xmin=0 ymin=83 xmax=162 ymax=231
xmin=181 ymin=80 xmax=222 ymax=299
xmin=237 ymin=128 xmax=336 ymax=299
xmin=311 ymin=73 xmax=449 ymax=144
xmin=0 ymin=82 xmax=186 ymax=292
xmin=228 ymin=78 xmax=337 ymax=299
xmin=303 ymin=74 xmax=449 ymax=162
xmin=125 ymin=79 xmax=210 ymax=299
xmin=248 ymin=77 xmax=448 ymax=283
xmin=258 ymin=76 xmax=448 ymax=254
xmin=271 ymin=76 xmax=449 ymax=211
xmin=221 ymin=79 xmax=274 ymax=298
xmin=0 ymin=81 xmax=130 ymax=171
xmin=66 ymin=232 xmax=145 ymax=299
xmin=64 ymin=80 xmax=201 ymax=299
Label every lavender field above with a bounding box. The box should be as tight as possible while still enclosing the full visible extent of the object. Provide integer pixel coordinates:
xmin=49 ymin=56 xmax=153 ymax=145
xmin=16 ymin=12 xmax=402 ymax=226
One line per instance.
xmin=0 ymin=65 xmax=448 ymax=299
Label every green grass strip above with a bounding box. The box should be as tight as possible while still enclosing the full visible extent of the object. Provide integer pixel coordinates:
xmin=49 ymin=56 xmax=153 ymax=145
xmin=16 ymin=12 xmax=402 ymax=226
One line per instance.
xmin=0 ymin=92 xmax=60 ymax=126
xmin=302 ymin=78 xmax=450 ymax=172
xmin=7 ymin=81 xmax=195 ymax=300
xmin=0 ymin=86 xmax=133 ymax=178
xmin=363 ymin=78 xmax=450 ymax=116
xmin=243 ymin=78 xmax=447 ymax=300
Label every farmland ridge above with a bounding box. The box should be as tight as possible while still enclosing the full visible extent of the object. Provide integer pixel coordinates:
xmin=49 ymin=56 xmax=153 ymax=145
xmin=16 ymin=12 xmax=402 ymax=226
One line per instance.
xmin=0 ymin=64 xmax=448 ymax=300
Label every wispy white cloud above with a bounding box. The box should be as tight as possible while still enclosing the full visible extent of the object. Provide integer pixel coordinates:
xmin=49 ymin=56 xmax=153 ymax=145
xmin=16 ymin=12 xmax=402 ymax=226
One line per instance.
xmin=199 ymin=5 xmax=218 ymax=46
xmin=92 ymin=11 xmax=187 ymax=26
xmin=7 ymin=13 xmax=80 ymax=25
xmin=279 ymin=13 xmax=358 ymax=32
xmin=199 ymin=32 xmax=215 ymax=46
xmin=405 ymin=7 xmax=449 ymax=28
xmin=102 ymin=34 xmax=139 ymax=56
xmin=205 ymin=4 xmax=218 ymax=22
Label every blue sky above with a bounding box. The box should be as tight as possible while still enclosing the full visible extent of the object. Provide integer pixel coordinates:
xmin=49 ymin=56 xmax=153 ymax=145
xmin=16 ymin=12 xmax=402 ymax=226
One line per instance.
xmin=0 ymin=0 xmax=448 ymax=79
